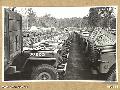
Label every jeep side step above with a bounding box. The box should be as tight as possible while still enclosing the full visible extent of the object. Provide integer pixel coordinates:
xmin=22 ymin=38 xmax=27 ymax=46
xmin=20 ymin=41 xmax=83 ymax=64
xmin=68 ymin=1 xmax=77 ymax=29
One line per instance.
xmin=5 ymin=66 xmax=21 ymax=74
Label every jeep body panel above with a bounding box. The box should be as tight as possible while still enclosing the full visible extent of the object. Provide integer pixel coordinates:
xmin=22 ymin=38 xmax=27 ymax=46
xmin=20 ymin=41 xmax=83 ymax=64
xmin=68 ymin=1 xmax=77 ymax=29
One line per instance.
xmin=83 ymin=28 xmax=116 ymax=74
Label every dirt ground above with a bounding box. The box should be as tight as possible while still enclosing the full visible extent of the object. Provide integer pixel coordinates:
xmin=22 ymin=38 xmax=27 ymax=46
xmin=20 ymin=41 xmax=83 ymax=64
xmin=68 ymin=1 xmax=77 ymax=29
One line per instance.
xmin=64 ymin=33 xmax=98 ymax=80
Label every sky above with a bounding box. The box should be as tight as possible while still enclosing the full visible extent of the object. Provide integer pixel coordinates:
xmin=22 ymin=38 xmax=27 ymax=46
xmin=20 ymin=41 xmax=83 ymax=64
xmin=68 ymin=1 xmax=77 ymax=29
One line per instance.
xmin=15 ymin=7 xmax=90 ymax=18
xmin=14 ymin=6 xmax=117 ymax=19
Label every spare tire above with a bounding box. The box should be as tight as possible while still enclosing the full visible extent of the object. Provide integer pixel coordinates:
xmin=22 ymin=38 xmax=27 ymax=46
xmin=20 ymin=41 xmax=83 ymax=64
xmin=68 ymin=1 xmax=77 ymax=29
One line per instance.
xmin=31 ymin=64 xmax=58 ymax=80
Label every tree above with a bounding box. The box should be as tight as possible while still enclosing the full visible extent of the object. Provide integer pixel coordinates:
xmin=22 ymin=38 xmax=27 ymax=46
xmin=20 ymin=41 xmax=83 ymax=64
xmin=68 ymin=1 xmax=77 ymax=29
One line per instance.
xmin=81 ymin=16 xmax=89 ymax=28
xmin=110 ymin=18 xmax=116 ymax=29
xmin=27 ymin=8 xmax=37 ymax=29
xmin=88 ymin=7 xmax=116 ymax=29
xmin=88 ymin=8 xmax=100 ymax=28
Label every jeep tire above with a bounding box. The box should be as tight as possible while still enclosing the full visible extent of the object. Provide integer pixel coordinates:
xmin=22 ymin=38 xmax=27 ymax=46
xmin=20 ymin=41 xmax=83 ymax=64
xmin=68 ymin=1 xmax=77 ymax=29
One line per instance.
xmin=31 ymin=64 xmax=58 ymax=80
xmin=107 ymin=69 xmax=116 ymax=81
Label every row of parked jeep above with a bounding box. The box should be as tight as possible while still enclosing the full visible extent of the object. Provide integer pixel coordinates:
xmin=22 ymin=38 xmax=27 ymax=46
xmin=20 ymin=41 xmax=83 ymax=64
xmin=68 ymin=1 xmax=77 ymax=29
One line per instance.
xmin=76 ymin=28 xmax=116 ymax=81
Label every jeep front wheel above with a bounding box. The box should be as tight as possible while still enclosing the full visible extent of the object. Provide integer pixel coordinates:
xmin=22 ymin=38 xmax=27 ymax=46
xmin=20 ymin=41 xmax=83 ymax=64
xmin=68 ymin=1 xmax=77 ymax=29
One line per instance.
xmin=31 ymin=64 xmax=58 ymax=80
xmin=107 ymin=69 xmax=116 ymax=81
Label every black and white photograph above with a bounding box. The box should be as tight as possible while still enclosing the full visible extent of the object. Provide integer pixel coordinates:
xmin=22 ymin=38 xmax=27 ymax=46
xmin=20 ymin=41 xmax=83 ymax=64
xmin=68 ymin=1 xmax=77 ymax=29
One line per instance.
xmin=3 ymin=6 xmax=117 ymax=81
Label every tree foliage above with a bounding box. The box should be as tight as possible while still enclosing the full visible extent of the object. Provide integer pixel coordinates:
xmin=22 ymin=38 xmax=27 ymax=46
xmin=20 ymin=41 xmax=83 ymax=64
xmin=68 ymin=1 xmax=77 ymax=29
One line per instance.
xmin=88 ymin=7 xmax=116 ymax=29
xmin=36 ymin=15 xmax=82 ymax=28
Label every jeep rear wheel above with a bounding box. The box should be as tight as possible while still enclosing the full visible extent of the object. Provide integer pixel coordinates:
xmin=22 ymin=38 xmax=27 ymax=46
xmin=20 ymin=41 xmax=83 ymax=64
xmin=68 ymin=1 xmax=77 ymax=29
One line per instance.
xmin=31 ymin=64 xmax=58 ymax=80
